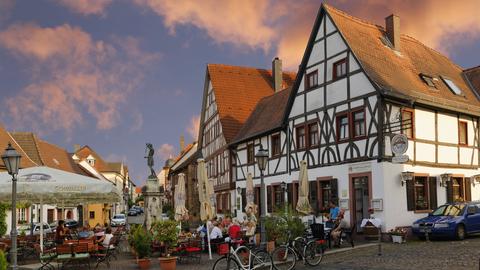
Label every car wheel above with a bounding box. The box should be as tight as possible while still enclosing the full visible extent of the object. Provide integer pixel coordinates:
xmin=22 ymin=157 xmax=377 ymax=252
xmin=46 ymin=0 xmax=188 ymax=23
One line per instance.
xmin=456 ymin=224 xmax=466 ymax=240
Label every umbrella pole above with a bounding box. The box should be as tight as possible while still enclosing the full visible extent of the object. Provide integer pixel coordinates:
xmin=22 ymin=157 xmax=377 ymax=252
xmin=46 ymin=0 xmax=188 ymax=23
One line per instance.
xmin=206 ymin=220 xmax=212 ymax=260
xmin=40 ymin=197 xmax=43 ymax=252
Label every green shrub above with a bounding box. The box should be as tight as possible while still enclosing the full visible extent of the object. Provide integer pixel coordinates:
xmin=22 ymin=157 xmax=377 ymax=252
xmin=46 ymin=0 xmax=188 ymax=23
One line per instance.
xmin=0 ymin=204 xmax=7 ymax=237
xmin=0 ymin=250 xmax=7 ymax=270
xmin=151 ymin=220 xmax=178 ymax=255
xmin=265 ymin=204 xmax=306 ymax=244
xmin=132 ymin=227 xmax=152 ymax=259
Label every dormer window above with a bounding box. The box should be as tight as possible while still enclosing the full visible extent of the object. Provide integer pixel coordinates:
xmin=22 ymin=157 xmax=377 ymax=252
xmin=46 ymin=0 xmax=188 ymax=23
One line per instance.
xmin=86 ymin=154 xmax=96 ymax=166
xmin=441 ymin=76 xmax=463 ymax=96
xmin=420 ymin=73 xmax=437 ymax=89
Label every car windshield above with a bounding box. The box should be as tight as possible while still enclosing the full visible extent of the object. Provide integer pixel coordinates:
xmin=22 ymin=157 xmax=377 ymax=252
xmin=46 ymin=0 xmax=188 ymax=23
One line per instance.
xmin=113 ymin=215 xmax=124 ymax=219
xmin=431 ymin=204 xmax=465 ymax=216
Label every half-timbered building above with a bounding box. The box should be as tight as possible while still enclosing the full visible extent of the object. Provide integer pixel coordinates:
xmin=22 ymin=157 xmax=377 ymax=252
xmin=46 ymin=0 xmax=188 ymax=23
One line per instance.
xmin=197 ymin=62 xmax=296 ymax=215
xmin=231 ymin=3 xmax=480 ymax=231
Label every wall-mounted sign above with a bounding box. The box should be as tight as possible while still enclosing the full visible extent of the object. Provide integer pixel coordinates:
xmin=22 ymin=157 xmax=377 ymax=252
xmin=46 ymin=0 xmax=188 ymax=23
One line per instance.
xmin=391 ymin=134 xmax=409 ymax=163
xmin=372 ymin=199 xmax=383 ymax=211
xmin=339 ymin=199 xmax=349 ymax=210
xmin=348 ymin=162 xmax=371 ymax=173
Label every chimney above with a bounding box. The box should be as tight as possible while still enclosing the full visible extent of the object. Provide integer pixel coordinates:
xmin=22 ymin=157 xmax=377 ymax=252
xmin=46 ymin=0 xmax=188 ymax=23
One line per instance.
xmin=385 ymin=14 xmax=400 ymax=51
xmin=272 ymin=57 xmax=283 ymax=92
xmin=180 ymin=135 xmax=185 ymax=153
xmin=73 ymin=144 xmax=80 ymax=153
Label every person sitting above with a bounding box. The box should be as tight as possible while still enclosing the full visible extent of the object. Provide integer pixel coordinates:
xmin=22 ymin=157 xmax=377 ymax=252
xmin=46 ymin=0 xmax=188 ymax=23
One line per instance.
xmin=228 ymin=219 xmax=241 ymax=240
xmin=55 ymin=220 xmax=66 ymax=244
xmin=97 ymin=227 xmax=114 ymax=248
xmin=326 ymin=201 xmax=340 ymax=228
xmin=330 ymin=210 xmax=348 ymax=247
xmin=209 ymin=222 xmax=223 ymax=240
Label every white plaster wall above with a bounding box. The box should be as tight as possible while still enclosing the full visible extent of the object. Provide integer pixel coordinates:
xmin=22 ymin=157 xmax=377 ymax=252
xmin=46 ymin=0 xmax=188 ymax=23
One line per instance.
xmin=438 ymin=145 xmax=458 ymax=164
xmin=298 ymin=77 xmax=305 ymax=94
xmin=415 ymin=142 xmax=436 ymax=162
xmin=437 ymin=113 xmax=458 ymax=144
xmin=325 ymin=16 xmax=336 ymax=34
xmin=290 ymin=94 xmax=305 ymax=118
xmin=415 ymin=109 xmax=435 ymax=140
xmin=459 ymin=147 xmax=475 ymax=165
xmin=349 ymin=72 xmax=376 ymax=98
xmin=315 ymin=17 xmax=325 ymax=40
xmin=306 ymin=87 xmax=324 ymax=112
xmin=349 ymin=54 xmax=360 ymax=72
xmin=326 ymin=78 xmax=347 ymax=105
xmin=350 ymin=99 xmax=363 ymax=109
xmin=307 ymin=40 xmax=325 ymax=67
xmin=326 ymin=33 xmax=347 ymax=57
xmin=405 ymin=139 xmax=414 ymax=160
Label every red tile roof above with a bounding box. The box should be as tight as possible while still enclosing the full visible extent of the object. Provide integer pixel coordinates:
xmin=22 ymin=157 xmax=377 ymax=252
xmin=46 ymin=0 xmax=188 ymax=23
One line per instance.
xmin=464 ymin=66 xmax=480 ymax=98
xmin=208 ymin=64 xmax=296 ymax=142
xmin=233 ymin=87 xmax=292 ymax=144
xmin=324 ymin=4 xmax=480 ymax=114
xmin=0 ymin=126 xmax=37 ymax=168
xmin=74 ymin=145 xmax=111 ymax=172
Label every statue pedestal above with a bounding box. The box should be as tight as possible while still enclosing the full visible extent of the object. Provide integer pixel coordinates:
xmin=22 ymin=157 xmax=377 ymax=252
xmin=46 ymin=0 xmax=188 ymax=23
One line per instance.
xmin=143 ymin=176 xmax=164 ymax=230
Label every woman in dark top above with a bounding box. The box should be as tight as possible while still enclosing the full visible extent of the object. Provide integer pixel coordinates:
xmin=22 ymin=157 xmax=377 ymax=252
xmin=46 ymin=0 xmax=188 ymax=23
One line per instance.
xmin=55 ymin=220 xmax=66 ymax=244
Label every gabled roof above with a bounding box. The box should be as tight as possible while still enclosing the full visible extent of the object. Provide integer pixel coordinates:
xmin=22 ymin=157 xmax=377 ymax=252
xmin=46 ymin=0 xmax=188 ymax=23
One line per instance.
xmin=323 ymin=4 xmax=480 ymax=114
xmin=74 ymin=145 xmax=111 ymax=172
xmin=207 ymin=64 xmax=296 ymax=142
xmin=170 ymin=142 xmax=199 ymax=172
xmin=106 ymin=162 xmax=123 ymax=174
xmin=10 ymin=132 xmax=43 ymax=165
xmin=232 ymin=87 xmax=293 ymax=144
xmin=0 ymin=127 xmax=37 ymax=168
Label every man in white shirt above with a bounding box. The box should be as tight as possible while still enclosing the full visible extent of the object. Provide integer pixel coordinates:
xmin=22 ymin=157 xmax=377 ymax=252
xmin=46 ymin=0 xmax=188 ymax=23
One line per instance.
xmin=209 ymin=222 xmax=223 ymax=240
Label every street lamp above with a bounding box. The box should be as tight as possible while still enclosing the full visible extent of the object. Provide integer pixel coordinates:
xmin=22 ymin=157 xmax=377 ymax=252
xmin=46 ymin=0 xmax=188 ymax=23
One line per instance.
xmin=255 ymin=144 xmax=268 ymax=247
xmin=281 ymin=181 xmax=287 ymax=214
xmin=2 ymin=143 xmax=22 ymax=270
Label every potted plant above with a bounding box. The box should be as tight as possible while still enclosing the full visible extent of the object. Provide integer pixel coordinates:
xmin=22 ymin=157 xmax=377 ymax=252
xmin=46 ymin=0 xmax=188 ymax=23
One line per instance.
xmin=264 ymin=216 xmax=281 ymax=252
xmin=151 ymin=220 xmax=178 ymax=270
xmin=132 ymin=227 xmax=152 ymax=269
xmin=388 ymin=227 xmax=407 ymax=243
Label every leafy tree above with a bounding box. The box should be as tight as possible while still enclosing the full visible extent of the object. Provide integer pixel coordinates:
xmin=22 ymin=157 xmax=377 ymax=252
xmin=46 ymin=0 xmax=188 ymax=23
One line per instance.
xmin=0 ymin=203 xmax=8 ymax=237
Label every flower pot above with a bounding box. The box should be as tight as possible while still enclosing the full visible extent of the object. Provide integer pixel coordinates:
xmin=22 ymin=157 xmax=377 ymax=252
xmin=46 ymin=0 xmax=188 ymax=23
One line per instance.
xmin=159 ymin=256 xmax=177 ymax=270
xmin=137 ymin=258 xmax=151 ymax=270
xmin=391 ymin=235 xmax=403 ymax=244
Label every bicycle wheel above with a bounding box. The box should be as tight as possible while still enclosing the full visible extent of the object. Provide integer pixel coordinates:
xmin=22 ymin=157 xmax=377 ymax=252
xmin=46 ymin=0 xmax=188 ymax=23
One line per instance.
xmin=304 ymin=240 xmax=323 ymax=266
xmin=271 ymin=246 xmax=296 ymax=270
xmin=252 ymin=249 xmax=273 ymax=270
xmin=213 ymin=256 xmax=241 ymax=270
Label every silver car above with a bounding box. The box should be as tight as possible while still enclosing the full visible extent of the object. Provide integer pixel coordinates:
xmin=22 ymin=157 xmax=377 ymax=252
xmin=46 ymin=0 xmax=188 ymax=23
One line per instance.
xmin=18 ymin=222 xmax=52 ymax=235
xmin=111 ymin=214 xmax=126 ymax=226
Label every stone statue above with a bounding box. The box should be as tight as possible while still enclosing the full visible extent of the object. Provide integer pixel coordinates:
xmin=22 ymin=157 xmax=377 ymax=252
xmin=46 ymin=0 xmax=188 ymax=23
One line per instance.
xmin=145 ymin=143 xmax=156 ymax=178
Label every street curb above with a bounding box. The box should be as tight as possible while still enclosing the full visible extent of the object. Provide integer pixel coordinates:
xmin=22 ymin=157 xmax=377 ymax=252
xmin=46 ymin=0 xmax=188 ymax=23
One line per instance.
xmin=324 ymin=243 xmax=378 ymax=256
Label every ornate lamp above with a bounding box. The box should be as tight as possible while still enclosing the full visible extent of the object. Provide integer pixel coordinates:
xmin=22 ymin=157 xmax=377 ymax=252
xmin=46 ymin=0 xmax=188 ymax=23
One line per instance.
xmin=236 ymin=186 xmax=242 ymax=195
xmin=440 ymin=173 xmax=452 ymax=187
xmin=255 ymin=145 xmax=269 ymax=171
xmin=471 ymin=175 xmax=480 ymax=187
xmin=400 ymin=171 xmax=414 ymax=186
xmin=2 ymin=143 xmax=21 ymax=176
xmin=254 ymin=144 xmax=268 ymax=247
xmin=280 ymin=181 xmax=287 ymax=192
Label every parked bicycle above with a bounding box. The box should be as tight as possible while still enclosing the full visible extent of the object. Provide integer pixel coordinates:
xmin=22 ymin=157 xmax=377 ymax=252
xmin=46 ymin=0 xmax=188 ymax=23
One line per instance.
xmin=271 ymin=230 xmax=324 ymax=270
xmin=212 ymin=239 xmax=273 ymax=270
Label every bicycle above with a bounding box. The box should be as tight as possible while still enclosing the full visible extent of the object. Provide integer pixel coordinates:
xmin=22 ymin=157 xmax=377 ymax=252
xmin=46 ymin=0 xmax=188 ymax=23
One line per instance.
xmin=212 ymin=239 xmax=273 ymax=270
xmin=271 ymin=230 xmax=324 ymax=270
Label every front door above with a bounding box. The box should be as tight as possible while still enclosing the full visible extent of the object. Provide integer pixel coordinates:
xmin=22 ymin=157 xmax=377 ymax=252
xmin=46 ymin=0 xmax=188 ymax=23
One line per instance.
xmin=352 ymin=176 xmax=370 ymax=232
xmin=47 ymin=209 xmax=54 ymax=224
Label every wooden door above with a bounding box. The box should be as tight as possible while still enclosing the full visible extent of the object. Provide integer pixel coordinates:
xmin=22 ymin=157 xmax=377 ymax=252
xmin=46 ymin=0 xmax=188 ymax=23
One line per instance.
xmin=352 ymin=176 xmax=370 ymax=232
xmin=47 ymin=209 xmax=54 ymax=224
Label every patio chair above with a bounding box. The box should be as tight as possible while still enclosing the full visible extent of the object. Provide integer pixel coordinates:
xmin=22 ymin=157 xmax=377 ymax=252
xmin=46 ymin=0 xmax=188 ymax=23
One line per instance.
xmin=340 ymin=224 xmax=356 ymax=248
xmin=72 ymin=242 xmax=91 ymax=269
xmin=92 ymin=245 xmax=113 ymax=269
xmin=55 ymin=244 xmax=73 ymax=269
xmin=34 ymin=243 xmax=56 ymax=270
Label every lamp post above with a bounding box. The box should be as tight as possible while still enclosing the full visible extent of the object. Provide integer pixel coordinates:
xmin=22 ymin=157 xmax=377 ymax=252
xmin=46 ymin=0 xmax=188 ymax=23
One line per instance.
xmin=281 ymin=181 xmax=287 ymax=214
xmin=2 ymin=143 xmax=22 ymax=270
xmin=255 ymin=145 xmax=268 ymax=247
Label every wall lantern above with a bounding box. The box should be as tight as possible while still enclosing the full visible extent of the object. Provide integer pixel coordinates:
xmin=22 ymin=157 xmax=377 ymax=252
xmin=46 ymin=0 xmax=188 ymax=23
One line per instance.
xmin=400 ymin=171 xmax=414 ymax=186
xmin=471 ymin=175 xmax=480 ymax=187
xmin=440 ymin=173 xmax=452 ymax=187
xmin=236 ymin=186 xmax=242 ymax=195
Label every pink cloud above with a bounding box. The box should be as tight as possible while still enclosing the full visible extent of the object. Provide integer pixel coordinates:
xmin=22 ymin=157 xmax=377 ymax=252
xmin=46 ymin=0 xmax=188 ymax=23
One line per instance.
xmin=56 ymin=0 xmax=113 ymax=16
xmin=157 ymin=143 xmax=175 ymax=161
xmin=186 ymin=115 xmax=200 ymax=141
xmin=0 ymin=23 xmax=159 ymax=135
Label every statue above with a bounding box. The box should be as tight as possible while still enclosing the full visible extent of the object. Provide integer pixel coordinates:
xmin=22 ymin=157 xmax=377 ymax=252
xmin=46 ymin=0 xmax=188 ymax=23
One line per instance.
xmin=145 ymin=143 xmax=156 ymax=178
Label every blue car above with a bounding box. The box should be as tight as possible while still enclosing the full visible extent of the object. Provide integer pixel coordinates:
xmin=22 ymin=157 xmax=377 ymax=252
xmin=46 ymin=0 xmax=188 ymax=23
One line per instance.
xmin=412 ymin=202 xmax=480 ymax=240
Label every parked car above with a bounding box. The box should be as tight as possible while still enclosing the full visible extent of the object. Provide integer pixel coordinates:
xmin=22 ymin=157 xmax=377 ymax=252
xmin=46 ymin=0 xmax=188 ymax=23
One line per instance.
xmin=131 ymin=206 xmax=143 ymax=214
xmin=111 ymin=214 xmax=126 ymax=226
xmin=412 ymin=202 xmax=480 ymax=240
xmin=128 ymin=209 xmax=138 ymax=216
xmin=18 ymin=222 xmax=52 ymax=235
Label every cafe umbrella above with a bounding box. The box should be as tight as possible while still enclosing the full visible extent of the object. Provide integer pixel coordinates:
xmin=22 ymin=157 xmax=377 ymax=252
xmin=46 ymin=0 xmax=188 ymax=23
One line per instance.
xmin=196 ymin=158 xmax=215 ymax=259
xmin=296 ymin=160 xmax=313 ymax=215
xmin=0 ymin=166 xmax=121 ymax=251
xmin=244 ymin=172 xmax=258 ymax=216
xmin=174 ymin=173 xmax=189 ymax=223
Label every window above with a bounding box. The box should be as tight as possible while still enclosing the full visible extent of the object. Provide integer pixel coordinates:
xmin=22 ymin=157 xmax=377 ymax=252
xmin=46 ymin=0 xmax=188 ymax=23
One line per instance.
xmin=420 ymin=74 xmax=437 ymax=88
xmin=273 ymin=185 xmax=284 ymax=210
xmin=459 ymin=121 xmax=468 ymax=145
xmin=441 ymin=76 xmax=463 ymax=95
xmin=309 ymin=181 xmax=318 ymax=214
xmin=305 ymin=71 xmax=318 ymax=90
xmin=406 ymin=176 xmax=437 ymax=211
xmin=447 ymin=177 xmax=472 ymax=203
xmin=401 ymin=109 xmax=414 ymax=139
xmin=336 ymin=114 xmax=349 ymax=141
xmin=352 ymin=110 xmax=365 ymax=138
xmin=271 ymin=134 xmax=281 ymax=157
xmin=89 ymin=211 xmax=95 ymax=219
xmin=308 ymin=123 xmax=319 ymax=147
xmin=333 ymin=58 xmax=347 ymax=80
xmin=247 ymin=143 xmax=254 ymax=164
xmin=296 ymin=126 xmax=306 ymax=149
xmin=216 ymin=194 xmax=222 ymax=213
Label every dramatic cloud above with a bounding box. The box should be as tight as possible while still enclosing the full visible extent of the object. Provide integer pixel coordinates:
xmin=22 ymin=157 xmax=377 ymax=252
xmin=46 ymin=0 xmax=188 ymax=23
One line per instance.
xmin=0 ymin=0 xmax=14 ymax=26
xmin=157 ymin=143 xmax=175 ymax=161
xmin=0 ymin=23 xmax=160 ymax=136
xmin=186 ymin=115 xmax=200 ymax=141
xmin=56 ymin=0 xmax=113 ymax=16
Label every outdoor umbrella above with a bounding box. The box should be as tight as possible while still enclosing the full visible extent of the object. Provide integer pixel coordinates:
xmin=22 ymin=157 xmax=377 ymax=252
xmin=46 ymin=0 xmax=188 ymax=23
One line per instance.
xmin=0 ymin=166 xmax=120 ymax=251
xmin=244 ymin=173 xmax=258 ymax=216
xmin=174 ymin=173 xmax=189 ymax=222
xmin=196 ymin=158 xmax=214 ymax=259
xmin=296 ymin=160 xmax=313 ymax=215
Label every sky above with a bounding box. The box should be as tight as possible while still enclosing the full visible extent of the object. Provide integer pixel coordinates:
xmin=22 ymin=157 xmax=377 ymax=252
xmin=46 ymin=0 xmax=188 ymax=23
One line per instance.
xmin=0 ymin=0 xmax=479 ymax=186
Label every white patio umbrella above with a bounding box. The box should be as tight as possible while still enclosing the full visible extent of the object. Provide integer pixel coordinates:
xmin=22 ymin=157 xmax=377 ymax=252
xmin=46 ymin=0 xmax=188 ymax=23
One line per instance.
xmin=174 ymin=173 xmax=189 ymax=223
xmin=296 ymin=160 xmax=313 ymax=215
xmin=244 ymin=173 xmax=258 ymax=216
xmin=196 ymin=159 xmax=214 ymax=259
xmin=0 ymin=166 xmax=121 ymax=251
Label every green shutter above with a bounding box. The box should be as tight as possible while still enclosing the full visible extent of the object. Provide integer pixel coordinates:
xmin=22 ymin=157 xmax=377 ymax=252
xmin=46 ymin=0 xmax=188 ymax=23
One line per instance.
xmin=406 ymin=179 xmax=415 ymax=211
xmin=428 ymin=177 xmax=437 ymax=210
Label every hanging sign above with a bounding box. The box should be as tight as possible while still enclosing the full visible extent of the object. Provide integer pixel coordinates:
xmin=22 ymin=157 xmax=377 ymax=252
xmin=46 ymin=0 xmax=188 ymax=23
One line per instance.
xmin=391 ymin=134 xmax=409 ymax=163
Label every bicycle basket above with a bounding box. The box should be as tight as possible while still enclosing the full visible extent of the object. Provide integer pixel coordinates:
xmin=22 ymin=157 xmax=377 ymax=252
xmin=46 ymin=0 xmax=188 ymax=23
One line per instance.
xmin=217 ymin=243 xmax=229 ymax=255
xmin=310 ymin=223 xmax=324 ymax=239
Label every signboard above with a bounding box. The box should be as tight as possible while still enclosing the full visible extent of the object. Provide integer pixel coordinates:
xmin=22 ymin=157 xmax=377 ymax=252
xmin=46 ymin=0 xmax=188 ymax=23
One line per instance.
xmin=391 ymin=134 xmax=409 ymax=163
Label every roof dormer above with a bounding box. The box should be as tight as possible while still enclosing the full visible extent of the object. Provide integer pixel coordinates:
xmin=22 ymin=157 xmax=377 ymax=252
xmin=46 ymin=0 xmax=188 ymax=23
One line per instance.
xmin=86 ymin=154 xmax=96 ymax=166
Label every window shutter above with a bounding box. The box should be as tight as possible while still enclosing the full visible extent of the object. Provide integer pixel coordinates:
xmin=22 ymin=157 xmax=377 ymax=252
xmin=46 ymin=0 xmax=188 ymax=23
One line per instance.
xmin=446 ymin=180 xmax=454 ymax=203
xmin=428 ymin=177 xmax=437 ymax=210
xmin=330 ymin=178 xmax=339 ymax=205
xmin=267 ymin=186 xmax=273 ymax=213
xmin=406 ymin=179 xmax=415 ymax=211
xmin=241 ymin=188 xmax=246 ymax=210
xmin=465 ymin=178 xmax=472 ymax=202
